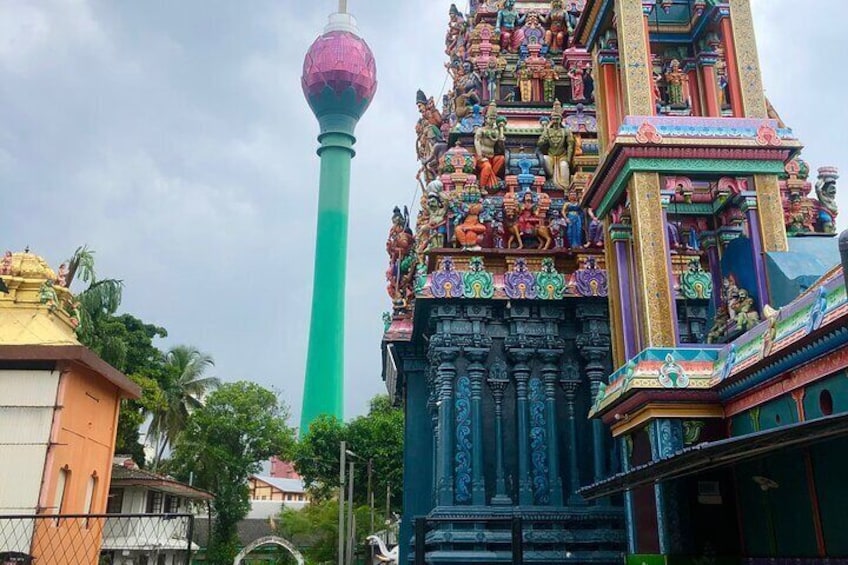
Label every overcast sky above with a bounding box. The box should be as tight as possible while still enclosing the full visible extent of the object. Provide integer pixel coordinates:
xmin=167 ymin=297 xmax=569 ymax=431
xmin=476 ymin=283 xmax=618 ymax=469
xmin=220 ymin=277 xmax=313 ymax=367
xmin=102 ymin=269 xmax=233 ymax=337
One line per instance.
xmin=1 ymin=1 xmax=845 ymax=424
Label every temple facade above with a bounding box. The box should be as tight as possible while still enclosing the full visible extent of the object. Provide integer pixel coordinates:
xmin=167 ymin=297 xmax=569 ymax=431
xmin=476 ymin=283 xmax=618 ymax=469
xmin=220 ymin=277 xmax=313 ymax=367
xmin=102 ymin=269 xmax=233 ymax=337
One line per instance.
xmin=381 ymin=1 xmax=842 ymax=564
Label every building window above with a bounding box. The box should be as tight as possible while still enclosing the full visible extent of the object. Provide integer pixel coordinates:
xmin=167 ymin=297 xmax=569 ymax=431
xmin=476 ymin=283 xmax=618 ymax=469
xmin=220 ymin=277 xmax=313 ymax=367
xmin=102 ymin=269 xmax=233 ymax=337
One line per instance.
xmin=84 ymin=473 xmax=98 ymax=514
xmin=54 ymin=466 xmax=70 ymax=515
xmin=106 ymin=488 xmax=124 ymax=514
xmin=146 ymin=491 xmax=163 ymax=514
xmin=157 ymin=555 xmax=167 ymax=565
xmin=164 ymin=495 xmax=180 ymax=514
xmin=261 ymin=496 xmax=267 ymax=500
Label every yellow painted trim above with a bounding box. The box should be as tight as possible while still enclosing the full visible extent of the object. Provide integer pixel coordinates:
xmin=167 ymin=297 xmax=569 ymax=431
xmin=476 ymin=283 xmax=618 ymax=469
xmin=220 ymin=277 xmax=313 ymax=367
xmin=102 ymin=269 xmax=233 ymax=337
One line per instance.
xmin=610 ymin=403 xmax=725 ymax=437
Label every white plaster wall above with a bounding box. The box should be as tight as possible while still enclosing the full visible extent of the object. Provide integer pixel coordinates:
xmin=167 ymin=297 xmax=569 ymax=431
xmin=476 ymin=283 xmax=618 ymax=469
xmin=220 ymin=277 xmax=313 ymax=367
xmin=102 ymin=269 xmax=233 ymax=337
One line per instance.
xmin=0 ymin=369 xmax=58 ymax=514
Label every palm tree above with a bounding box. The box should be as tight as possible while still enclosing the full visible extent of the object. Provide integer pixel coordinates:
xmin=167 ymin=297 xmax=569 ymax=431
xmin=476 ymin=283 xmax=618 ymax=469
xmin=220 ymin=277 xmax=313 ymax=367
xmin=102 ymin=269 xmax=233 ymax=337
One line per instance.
xmin=149 ymin=345 xmax=220 ymax=467
xmin=66 ymin=246 xmax=126 ymax=368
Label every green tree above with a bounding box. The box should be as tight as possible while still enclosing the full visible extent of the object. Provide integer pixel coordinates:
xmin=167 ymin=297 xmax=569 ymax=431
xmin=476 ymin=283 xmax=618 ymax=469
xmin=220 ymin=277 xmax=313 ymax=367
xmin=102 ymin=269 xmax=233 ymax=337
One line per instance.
xmin=149 ymin=345 xmax=219 ymax=467
xmin=66 ymin=245 xmax=125 ymax=363
xmin=292 ymin=395 xmax=403 ymax=513
xmin=277 ymin=499 xmax=372 ymax=565
xmin=65 ymin=246 xmax=169 ymax=468
xmin=170 ymin=381 xmax=295 ymax=565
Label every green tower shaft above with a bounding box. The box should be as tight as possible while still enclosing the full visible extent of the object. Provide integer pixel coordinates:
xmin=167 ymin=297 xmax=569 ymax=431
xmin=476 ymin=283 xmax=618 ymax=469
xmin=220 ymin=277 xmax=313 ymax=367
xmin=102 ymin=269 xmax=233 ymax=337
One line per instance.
xmin=300 ymin=117 xmax=356 ymax=433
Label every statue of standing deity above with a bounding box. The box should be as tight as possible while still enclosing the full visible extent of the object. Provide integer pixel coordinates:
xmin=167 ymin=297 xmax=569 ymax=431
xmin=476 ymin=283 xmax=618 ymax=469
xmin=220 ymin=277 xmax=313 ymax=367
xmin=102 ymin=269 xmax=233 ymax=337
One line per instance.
xmin=563 ymin=191 xmax=584 ymax=249
xmin=567 ymin=64 xmax=584 ymax=102
xmin=474 ymin=102 xmax=507 ymax=190
xmin=495 ymin=0 xmax=524 ymax=53
xmin=445 ymin=4 xmax=467 ymax=56
xmin=665 ymin=59 xmax=689 ymax=107
xmin=545 ymin=0 xmax=568 ymax=53
xmin=536 ymin=100 xmax=575 ymax=191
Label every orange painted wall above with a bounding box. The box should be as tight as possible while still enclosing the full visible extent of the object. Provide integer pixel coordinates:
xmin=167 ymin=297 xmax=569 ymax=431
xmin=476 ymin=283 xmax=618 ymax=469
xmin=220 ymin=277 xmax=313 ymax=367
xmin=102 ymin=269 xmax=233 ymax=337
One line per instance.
xmin=32 ymin=361 xmax=122 ymax=565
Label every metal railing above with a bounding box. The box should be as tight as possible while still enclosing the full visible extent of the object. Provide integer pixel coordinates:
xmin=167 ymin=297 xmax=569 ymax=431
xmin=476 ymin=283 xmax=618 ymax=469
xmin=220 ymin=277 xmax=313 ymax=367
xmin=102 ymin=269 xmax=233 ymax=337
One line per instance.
xmin=0 ymin=513 xmax=195 ymax=565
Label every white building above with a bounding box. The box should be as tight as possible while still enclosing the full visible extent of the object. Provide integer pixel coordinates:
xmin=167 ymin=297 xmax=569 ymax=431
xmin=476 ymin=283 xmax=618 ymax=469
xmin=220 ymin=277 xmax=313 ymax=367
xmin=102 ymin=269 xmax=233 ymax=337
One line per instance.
xmin=99 ymin=458 xmax=212 ymax=565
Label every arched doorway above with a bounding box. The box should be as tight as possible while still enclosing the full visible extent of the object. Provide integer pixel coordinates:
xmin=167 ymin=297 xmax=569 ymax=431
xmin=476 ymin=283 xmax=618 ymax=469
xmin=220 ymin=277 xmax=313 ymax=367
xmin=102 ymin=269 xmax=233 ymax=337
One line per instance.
xmin=232 ymin=535 xmax=305 ymax=565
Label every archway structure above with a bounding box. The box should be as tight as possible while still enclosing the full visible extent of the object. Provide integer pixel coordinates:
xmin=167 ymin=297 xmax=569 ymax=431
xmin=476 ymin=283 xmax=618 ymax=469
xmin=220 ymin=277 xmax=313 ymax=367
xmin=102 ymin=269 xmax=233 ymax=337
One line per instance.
xmin=233 ymin=535 xmax=305 ymax=565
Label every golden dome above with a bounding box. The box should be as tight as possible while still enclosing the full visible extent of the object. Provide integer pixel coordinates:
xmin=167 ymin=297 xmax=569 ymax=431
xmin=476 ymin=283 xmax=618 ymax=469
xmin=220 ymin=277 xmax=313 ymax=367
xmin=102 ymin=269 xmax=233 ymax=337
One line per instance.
xmin=1 ymin=251 xmax=58 ymax=282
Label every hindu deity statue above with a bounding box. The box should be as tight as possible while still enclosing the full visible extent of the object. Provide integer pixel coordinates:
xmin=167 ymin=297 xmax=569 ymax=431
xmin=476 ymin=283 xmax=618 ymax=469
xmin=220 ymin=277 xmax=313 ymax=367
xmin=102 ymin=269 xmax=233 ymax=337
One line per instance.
xmin=386 ymin=206 xmax=417 ymax=309
xmin=542 ymin=67 xmax=559 ymax=103
xmin=582 ymin=64 xmax=595 ymax=102
xmin=545 ymin=0 xmax=568 ymax=53
xmin=667 ymin=219 xmax=683 ymax=252
xmin=416 ymin=183 xmax=450 ymax=256
xmin=445 ymin=4 xmax=467 ymax=56
xmin=482 ymin=58 xmax=506 ymax=102
xmin=536 ymin=100 xmax=575 ymax=191
xmin=732 ymin=288 xmax=760 ymax=332
xmin=517 ymin=63 xmax=533 ymax=102
xmin=563 ymin=190 xmax=584 ymax=249
xmin=549 ymin=207 xmax=567 ymax=248
xmin=416 ymin=89 xmax=443 ymax=128
xmin=665 ymin=59 xmax=688 ymax=107
xmin=715 ymin=49 xmax=729 ymax=108
xmin=455 ymin=203 xmax=488 ymax=250
xmin=56 ymin=262 xmax=69 ymax=287
xmin=506 ymin=192 xmax=552 ymax=249
xmin=815 ymin=167 xmax=839 ymax=233
xmin=495 ymin=0 xmax=524 ymax=53
xmin=785 ymin=199 xmax=812 ymax=235
xmin=586 ymin=208 xmax=604 ymax=247
xmin=474 ymin=102 xmax=506 ymax=190
xmin=567 ymin=64 xmax=584 ymax=102
xmin=566 ymin=1 xmax=581 ymax=31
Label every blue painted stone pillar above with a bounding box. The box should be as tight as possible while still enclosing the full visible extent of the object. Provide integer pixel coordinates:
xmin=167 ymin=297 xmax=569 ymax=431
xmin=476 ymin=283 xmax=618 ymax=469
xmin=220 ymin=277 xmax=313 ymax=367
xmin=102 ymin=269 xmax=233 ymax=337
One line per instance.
xmin=435 ymin=348 xmax=459 ymax=506
xmin=508 ymin=347 xmax=534 ymax=505
xmin=620 ymin=435 xmax=638 ymax=554
xmin=559 ymin=371 xmax=583 ymax=505
xmin=466 ymin=348 xmax=489 ymax=506
xmin=649 ymin=418 xmax=685 ymax=554
xmin=540 ymin=350 xmax=564 ymax=506
xmin=487 ymin=360 xmax=512 ymax=505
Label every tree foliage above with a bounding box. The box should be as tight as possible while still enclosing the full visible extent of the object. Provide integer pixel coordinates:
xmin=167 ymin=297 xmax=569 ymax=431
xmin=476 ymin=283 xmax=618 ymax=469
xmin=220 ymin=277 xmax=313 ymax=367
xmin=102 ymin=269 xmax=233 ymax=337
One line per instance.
xmin=149 ymin=345 xmax=219 ymax=468
xmin=169 ymin=381 xmax=296 ymax=565
xmin=292 ymin=395 xmax=403 ymax=512
xmin=277 ymin=500 xmax=372 ymax=565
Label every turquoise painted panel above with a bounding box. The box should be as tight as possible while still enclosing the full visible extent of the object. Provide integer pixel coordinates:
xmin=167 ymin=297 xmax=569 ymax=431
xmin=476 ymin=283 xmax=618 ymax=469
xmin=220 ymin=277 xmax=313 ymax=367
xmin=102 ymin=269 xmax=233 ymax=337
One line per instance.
xmin=766 ymin=450 xmax=818 ymax=557
xmin=735 ymin=460 xmax=775 ymax=556
xmin=731 ymin=412 xmax=757 ymax=437
xmin=757 ymin=396 xmax=799 ymax=431
xmin=810 ymin=437 xmax=848 ymax=556
xmin=803 ymin=371 xmax=848 ymax=420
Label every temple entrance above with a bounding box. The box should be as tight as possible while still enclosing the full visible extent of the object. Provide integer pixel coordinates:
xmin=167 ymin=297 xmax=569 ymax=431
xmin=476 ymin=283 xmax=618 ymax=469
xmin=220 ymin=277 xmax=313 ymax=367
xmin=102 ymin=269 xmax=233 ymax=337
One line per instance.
xmin=232 ymin=535 xmax=305 ymax=565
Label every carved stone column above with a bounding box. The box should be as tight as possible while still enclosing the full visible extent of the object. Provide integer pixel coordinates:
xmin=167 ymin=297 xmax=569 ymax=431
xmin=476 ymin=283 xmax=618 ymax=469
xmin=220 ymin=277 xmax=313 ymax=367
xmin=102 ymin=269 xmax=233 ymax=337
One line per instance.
xmin=507 ymin=346 xmax=534 ymax=506
xmin=576 ymin=306 xmax=612 ymax=501
xmin=649 ymin=418 xmax=687 ymax=554
xmin=466 ymin=347 xmax=489 ymax=506
xmin=539 ymin=349 xmax=564 ymax=506
xmin=426 ymin=364 xmax=439 ymax=506
xmin=487 ymin=360 xmax=512 ymax=505
xmin=559 ymin=360 xmax=583 ymax=505
xmin=432 ymin=347 xmax=459 ymax=507
xmin=739 ymin=195 xmax=770 ymax=311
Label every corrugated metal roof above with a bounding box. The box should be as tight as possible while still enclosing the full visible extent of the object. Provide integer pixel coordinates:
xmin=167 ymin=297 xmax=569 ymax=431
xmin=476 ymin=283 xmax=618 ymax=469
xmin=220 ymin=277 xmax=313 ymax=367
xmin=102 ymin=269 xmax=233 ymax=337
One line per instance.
xmin=251 ymin=475 xmax=306 ymax=494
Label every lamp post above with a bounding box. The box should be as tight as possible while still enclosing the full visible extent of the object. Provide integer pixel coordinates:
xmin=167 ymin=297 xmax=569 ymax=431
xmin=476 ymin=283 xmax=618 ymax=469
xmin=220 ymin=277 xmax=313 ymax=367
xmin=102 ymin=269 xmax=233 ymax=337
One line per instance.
xmin=338 ymin=441 xmax=347 ymax=565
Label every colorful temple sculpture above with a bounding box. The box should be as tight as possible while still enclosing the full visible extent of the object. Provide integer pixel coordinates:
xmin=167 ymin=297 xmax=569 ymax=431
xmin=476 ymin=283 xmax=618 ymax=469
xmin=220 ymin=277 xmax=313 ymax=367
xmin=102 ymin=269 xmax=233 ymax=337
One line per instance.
xmin=300 ymin=1 xmax=377 ymax=431
xmin=381 ymin=0 xmax=844 ymax=563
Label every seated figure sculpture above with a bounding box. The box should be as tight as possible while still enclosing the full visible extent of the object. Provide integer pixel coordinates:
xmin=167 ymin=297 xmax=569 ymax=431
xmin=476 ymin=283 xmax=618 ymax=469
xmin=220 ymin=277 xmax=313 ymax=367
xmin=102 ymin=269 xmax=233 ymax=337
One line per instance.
xmin=474 ymin=102 xmax=506 ymax=190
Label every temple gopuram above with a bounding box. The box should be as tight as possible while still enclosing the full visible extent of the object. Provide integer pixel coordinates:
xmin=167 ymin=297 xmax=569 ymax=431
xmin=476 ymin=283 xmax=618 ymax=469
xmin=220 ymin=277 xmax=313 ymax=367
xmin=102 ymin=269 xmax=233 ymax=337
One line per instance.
xmin=381 ymin=1 xmax=845 ymax=564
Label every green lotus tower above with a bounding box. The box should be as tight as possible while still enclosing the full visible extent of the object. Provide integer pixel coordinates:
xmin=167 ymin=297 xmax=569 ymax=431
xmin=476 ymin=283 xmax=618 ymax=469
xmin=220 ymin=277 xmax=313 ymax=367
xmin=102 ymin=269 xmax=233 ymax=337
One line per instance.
xmin=300 ymin=2 xmax=377 ymax=432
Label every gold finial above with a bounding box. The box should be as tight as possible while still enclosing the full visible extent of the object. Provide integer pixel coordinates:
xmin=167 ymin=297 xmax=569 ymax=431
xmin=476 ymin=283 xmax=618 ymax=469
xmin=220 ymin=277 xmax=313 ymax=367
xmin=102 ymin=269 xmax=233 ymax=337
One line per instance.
xmin=338 ymin=0 xmax=347 ymax=13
